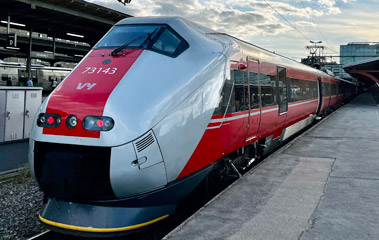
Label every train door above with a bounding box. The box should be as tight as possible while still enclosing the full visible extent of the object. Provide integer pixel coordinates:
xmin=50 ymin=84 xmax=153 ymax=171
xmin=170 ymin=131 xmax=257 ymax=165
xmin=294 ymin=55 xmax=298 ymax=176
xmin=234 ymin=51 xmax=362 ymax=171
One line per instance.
xmin=328 ymin=77 xmax=333 ymax=108
xmin=246 ymin=56 xmax=261 ymax=142
xmin=221 ymin=60 xmax=250 ymax=154
xmin=316 ymin=76 xmax=323 ymax=116
xmin=324 ymin=77 xmax=331 ymax=113
xmin=273 ymin=66 xmax=288 ymax=139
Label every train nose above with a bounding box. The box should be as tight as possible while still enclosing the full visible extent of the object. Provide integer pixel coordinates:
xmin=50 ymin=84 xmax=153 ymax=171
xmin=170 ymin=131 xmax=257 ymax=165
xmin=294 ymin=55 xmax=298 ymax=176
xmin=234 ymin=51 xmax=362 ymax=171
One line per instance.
xmin=32 ymin=129 xmax=166 ymax=200
xmin=110 ymin=130 xmax=167 ymax=197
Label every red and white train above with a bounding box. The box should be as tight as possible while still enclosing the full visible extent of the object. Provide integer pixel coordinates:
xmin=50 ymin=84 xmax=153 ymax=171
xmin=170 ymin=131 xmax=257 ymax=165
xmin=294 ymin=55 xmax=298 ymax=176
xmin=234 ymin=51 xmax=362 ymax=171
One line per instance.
xmin=28 ymin=17 xmax=358 ymax=236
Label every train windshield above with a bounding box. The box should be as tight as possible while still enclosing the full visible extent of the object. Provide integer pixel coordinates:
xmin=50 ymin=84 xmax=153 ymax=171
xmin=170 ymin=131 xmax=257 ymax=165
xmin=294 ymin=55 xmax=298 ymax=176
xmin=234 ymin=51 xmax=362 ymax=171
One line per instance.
xmin=96 ymin=24 xmax=189 ymax=57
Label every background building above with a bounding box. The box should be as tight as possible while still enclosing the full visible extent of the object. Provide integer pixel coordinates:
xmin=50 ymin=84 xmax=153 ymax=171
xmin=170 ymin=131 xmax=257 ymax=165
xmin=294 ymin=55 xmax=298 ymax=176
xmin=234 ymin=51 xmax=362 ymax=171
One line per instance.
xmin=321 ymin=42 xmax=379 ymax=81
xmin=340 ymin=42 xmax=379 ymax=65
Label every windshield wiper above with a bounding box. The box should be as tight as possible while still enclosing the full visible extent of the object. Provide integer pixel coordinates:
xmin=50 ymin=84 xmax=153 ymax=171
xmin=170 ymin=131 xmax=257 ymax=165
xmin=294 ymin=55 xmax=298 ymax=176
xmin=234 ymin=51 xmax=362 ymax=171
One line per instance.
xmin=110 ymin=27 xmax=159 ymax=56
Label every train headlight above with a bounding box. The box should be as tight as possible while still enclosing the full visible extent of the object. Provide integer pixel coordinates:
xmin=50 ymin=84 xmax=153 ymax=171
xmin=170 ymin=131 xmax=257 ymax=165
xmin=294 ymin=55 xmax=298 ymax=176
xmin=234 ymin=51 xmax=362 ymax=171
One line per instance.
xmin=66 ymin=115 xmax=78 ymax=129
xmin=83 ymin=116 xmax=114 ymax=131
xmin=37 ymin=113 xmax=61 ymax=128
xmin=39 ymin=115 xmax=46 ymax=124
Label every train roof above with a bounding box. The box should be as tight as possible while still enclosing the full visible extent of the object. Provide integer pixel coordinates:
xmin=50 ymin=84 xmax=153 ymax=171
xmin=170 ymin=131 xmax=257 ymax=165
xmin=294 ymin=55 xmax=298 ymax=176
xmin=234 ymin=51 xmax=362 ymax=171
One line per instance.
xmin=222 ymin=33 xmax=330 ymax=77
xmin=116 ymin=17 xmax=356 ymax=85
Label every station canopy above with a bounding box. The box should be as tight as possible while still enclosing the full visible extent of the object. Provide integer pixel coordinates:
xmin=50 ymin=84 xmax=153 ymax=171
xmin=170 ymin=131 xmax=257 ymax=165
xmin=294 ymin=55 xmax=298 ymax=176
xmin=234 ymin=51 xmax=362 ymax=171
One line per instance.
xmin=343 ymin=57 xmax=379 ymax=88
xmin=0 ymin=0 xmax=132 ymax=62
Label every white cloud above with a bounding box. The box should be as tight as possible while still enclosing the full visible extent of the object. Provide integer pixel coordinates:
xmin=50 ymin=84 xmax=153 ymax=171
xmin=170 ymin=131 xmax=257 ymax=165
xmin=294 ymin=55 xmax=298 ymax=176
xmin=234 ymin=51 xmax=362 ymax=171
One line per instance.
xmin=318 ymin=0 xmax=336 ymax=8
xmin=88 ymin=0 xmax=328 ymax=38
xmin=242 ymin=1 xmax=325 ymax=18
xmin=87 ymin=0 xmax=365 ymax=60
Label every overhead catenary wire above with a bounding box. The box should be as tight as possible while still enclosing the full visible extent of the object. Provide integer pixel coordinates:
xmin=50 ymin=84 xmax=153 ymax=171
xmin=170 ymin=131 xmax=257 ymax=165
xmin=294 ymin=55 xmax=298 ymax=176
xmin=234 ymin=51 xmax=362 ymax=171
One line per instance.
xmin=299 ymin=1 xmax=338 ymax=54
xmin=315 ymin=26 xmax=338 ymax=54
xmin=263 ymin=0 xmax=311 ymax=42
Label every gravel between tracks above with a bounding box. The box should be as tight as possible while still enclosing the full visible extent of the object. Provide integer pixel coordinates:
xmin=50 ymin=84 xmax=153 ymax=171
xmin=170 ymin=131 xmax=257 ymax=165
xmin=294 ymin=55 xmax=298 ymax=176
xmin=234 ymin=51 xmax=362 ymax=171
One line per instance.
xmin=0 ymin=177 xmax=45 ymax=240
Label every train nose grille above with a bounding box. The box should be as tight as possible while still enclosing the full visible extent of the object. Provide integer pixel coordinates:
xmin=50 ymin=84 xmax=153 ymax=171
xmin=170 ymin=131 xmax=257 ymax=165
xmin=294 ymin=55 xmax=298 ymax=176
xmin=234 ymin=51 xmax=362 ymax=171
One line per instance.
xmin=34 ymin=142 xmax=115 ymax=201
xmin=135 ymin=132 xmax=155 ymax=152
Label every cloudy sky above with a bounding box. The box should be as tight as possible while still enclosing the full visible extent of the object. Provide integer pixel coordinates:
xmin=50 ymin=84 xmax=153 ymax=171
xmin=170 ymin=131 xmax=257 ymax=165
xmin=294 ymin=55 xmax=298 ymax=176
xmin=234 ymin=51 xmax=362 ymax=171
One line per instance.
xmin=88 ymin=0 xmax=379 ymax=61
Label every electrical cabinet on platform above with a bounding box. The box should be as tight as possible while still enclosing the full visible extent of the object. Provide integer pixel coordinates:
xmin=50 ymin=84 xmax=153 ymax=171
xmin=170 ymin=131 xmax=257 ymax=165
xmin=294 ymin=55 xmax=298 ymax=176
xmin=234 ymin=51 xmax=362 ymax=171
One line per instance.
xmin=0 ymin=87 xmax=42 ymax=143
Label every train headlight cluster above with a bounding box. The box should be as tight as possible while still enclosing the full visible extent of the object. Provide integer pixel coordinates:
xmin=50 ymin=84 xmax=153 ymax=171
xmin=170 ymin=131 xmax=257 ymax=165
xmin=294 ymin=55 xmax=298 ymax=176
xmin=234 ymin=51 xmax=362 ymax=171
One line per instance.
xmin=83 ymin=116 xmax=114 ymax=131
xmin=37 ymin=114 xmax=114 ymax=131
xmin=37 ymin=113 xmax=61 ymax=128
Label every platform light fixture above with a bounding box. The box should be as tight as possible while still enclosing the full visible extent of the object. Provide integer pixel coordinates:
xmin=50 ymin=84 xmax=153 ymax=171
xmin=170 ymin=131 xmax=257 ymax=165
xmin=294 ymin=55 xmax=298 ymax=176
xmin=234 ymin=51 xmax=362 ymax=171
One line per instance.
xmin=310 ymin=41 xmax=322 ymax=44
xmin=118 ymin=0 xmax=132 ymax=5
xmin=74 ymin=54 xmax=84 ymax=57
xmin=66 ymin=33 xmax=84 ymax=38
xmin=1 ymin=20 xmax=26 ymax=27
xmin=6 ymin=46 xmax=20 ymax=50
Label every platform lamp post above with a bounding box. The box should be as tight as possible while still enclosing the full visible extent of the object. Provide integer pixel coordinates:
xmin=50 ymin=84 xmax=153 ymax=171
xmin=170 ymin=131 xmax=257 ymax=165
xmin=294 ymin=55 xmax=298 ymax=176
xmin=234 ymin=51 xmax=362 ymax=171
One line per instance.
xmin=26 ymin=28 xmax=32 ymax=86
xmin=53 ymin=33 xmax=56 ymax=62
xmin=306 ymin=41 xmax=324 ymax=69
xmin=309 ymin=40 xmax=323 ymax=56
xmin=7 ymin=16 xmax=10 ymax=34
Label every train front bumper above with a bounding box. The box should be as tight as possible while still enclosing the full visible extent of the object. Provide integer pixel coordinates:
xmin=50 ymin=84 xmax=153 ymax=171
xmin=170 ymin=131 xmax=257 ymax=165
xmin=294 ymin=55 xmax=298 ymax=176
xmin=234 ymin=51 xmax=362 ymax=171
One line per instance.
xmin=39 ymin=198 xmax=173 ymax=236
xmin=38 ymin=163 xmax=212 ymax=236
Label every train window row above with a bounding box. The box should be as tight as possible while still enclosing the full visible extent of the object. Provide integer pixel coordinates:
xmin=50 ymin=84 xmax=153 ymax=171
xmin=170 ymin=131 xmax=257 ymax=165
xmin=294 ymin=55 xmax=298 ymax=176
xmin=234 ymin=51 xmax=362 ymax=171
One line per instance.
xmin=322 ymin=82 xmax=344 ymax=97
xmin=214 ymin=68 xmax=339 ymax=115
xmin=291 ymin=78 xmax=318 ymax=102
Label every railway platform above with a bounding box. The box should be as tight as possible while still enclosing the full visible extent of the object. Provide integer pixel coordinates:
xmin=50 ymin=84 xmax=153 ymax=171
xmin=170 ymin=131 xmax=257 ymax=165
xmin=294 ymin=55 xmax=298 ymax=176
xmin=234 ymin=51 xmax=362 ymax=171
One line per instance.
xmin=0 ymin=140 xmax=28 ymax=174
xmin=165 ymin=92 xmax=379 ymax=240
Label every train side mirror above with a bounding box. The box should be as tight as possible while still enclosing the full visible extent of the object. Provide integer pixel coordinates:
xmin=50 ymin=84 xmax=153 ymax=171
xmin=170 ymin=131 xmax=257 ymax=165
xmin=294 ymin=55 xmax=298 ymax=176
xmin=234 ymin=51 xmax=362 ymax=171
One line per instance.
xmin=238 ymin=63 xmax=247 ymax=70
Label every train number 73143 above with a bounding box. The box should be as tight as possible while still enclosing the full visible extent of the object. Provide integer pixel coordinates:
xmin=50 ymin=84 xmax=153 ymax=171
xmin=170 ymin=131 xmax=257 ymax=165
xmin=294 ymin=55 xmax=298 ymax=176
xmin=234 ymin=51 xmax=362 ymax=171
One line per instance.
xmin=82 ymin=67 xmax=117 ymax=74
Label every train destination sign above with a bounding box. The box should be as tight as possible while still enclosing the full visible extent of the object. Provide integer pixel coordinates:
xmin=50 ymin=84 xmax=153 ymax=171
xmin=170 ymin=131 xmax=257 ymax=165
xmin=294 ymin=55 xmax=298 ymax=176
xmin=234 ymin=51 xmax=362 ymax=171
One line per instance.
xmin=30 ymin=51 xmax=54 ymax=60
xmin=6 ymin=34 xmax=17 ymax=48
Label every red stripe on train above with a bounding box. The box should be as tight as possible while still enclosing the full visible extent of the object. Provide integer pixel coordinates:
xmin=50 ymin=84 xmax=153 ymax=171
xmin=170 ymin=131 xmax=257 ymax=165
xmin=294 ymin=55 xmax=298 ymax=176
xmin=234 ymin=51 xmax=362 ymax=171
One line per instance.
xmin=177 ymin=100 xmax=321 ymax=179
xmin=43 ymin=49 xmax=143 ymax=138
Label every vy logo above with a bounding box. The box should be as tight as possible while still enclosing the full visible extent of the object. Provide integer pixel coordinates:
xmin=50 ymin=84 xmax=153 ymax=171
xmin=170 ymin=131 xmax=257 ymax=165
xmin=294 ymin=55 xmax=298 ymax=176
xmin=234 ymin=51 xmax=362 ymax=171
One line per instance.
xmin=77 ymin=83 xmax=96 ymax=90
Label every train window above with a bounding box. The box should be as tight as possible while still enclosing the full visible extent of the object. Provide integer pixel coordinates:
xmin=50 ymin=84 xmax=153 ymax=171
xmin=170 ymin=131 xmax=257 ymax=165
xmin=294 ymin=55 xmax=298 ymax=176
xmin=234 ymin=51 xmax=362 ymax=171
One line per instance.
xmin=151 ymin=28 xmax=182 ymax=55
xmin=327 ymin=82 xmax=331 ymax=96
xmin=291 ymin=79 xmax=318 ymax=102
xmin=287 ymin=77 xmax=292 ymax=102
xmin=233 ymin=69 xmax=247 ymax=84
xmin=338 ymin=83 xmax=344 ymax=95
xmin=213 ymin=78 xmax=235 ymax=115
xmin=278 ymin=67 xmax=288 ymax=113
xmin=309 ymin=81 xmax=317 ymax=98
xmin=322 ymin=82 xmax=331 ymax=96
xmin=260 ymin=73 xmax=276 ymax=107
xmin=97 ymin=25 xmax=159 ymax=48
xmin=249 ymin=72 xmax=259 ymax=109
xmin=231 ymin=69 xmax=248 ymax=112
xmin=95 ymin=24 xmax=189 ymax=57
xmin=328 ymin=83 xmax=331 ymax=96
